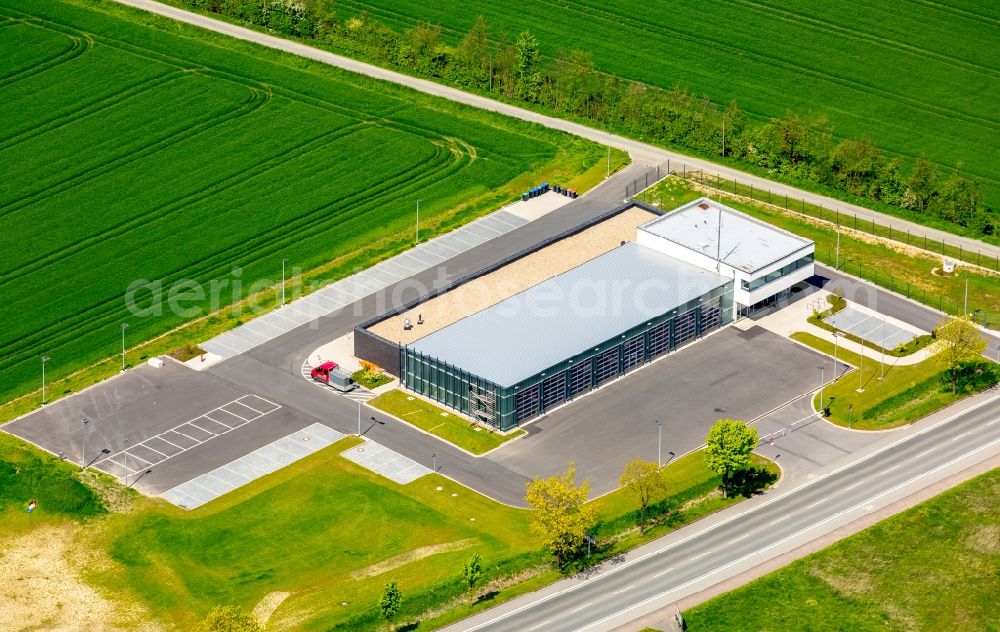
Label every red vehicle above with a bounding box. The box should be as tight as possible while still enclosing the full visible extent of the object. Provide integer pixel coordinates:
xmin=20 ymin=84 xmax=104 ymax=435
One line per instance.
xmin=310 ymin=361 xmax=339 ymax=383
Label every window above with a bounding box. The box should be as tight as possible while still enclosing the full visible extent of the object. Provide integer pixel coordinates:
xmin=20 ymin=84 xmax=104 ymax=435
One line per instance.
xmin=742 ymin=252 xmax=813 ymax=292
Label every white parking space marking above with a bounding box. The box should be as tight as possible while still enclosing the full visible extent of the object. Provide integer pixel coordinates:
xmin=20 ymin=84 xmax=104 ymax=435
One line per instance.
xmin=93 ymin=395 xmax=281 ymax=484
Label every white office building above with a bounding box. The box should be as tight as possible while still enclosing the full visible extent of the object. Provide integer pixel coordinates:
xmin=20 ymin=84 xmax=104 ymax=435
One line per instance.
xmin=636 ymin=197 xmax=815 ymax=316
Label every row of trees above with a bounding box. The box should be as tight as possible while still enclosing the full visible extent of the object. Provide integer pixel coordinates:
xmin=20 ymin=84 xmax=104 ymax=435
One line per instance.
xmin=524 ymin=419 xmax=760 ymax=567
xmin=180 ymin=0 xmax=995 ymax=234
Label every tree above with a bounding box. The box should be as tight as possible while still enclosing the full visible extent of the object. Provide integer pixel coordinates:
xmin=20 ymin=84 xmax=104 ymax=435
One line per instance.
xmin=704 ymin=419 xmax=758 ymax=497
xmin=514 ymin=30 xmax=541 ymax=102
xmin=524 ymin=461 xmax=599 ymax=566
xmin=905 ymin=153 xmax=938 ymax=213
xmin=830 ymin=137 xmax=883 ymax=195
xmin=934 ymin=316 xmax=986 ymax=393
xmin=936 ymin=163 xmax=982 ymax=227
xmin=199 ymin=605 xmax=262 ymax=632
xmin=619 ymin=459 xmax=666 ymax=533
xmin=455 ymin=16 xmax=489 ymax=80
xmin=463 ymin=552 xmax=482 ymax=596
xmin=378 ymin=580 xmax=402 ymax=631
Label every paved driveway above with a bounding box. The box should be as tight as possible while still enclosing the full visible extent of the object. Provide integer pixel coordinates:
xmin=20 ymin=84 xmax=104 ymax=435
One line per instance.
xmin=491 ymin=326 xmax=844 ymax=496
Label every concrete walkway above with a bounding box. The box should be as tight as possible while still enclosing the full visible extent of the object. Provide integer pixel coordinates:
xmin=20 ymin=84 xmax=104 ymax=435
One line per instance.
xmin=753 ymin=286 xmax=935 ymax=366
xmin=115 ymin=0 xmax=1000 ymax=262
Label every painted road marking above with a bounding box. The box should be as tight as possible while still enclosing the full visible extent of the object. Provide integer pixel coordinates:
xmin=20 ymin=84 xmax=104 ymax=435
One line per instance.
xmin=806 ymin=498 xmax=827 ymax=509
xmin=690 ymin=551 xmax=712 ymax=561
xmin=527 ymin=620 xmax=551 ymax=631
xmin=612 ymin=585 xmax=634 ymax=594
xmin=652 ymin=568 xmax=674 ymax=578
xmin=987 ymin=418 xmax=999 ymax=426
xmin=916 ymin=448 xmax=934 ymax=458
xmin=843 ymin=481 xmax=865 ymax=492
xmin=569 ymin=602 xmax=592 ymax=614
xmin=881 ymin=464 xmax=901 ymax=475
xmin=951 ymin=432 xmax=970 ymax=441
xmin=768 ymin=514 xmax=790 ymax=525
xmin=731 ymin=534 xmax=750 ymax=543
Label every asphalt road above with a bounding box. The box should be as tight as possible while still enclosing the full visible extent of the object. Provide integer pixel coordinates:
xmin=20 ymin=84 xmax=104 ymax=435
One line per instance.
xmin=446 ymin=394 xmax=1000 ymax=632
xmin=115 ymin=0 xmax=1000 ymax=262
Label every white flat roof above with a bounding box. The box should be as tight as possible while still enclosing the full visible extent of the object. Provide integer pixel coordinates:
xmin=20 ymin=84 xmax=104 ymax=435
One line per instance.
xmin=639 ymin=197 xmax=813 ymax=273
xmin=408 ymin=243 xmax=729 ymax=387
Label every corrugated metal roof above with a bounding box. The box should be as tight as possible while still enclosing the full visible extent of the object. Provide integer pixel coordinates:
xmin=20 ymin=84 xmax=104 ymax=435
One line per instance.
xmin=639 ymin=197 xmax=813 ymax=273
xmin=407 ymin=243 xmax=729 ymax=387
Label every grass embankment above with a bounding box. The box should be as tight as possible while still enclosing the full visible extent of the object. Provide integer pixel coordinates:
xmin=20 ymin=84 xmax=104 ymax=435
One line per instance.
xmin=369 ymin=389 xmax=524 ymax=455
xmin=791 ymin=332 xmax=992 ymax=430
xmin=0 ymin=0 xmax=613 ymax=414
xmin=2 ymin=423 xmax=778 ymax=630
xmin=352 ymin=369 xmax=394 ymax=389
xmin=685 ymin=468 xmax=1000 ymax=631
xmin=643 ymin=177 xmax=1000 ymax=325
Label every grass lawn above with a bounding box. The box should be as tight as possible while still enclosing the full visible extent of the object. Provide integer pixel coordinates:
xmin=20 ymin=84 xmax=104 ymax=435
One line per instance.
xmin=0 ymin=0 xmax=608 ymax=408
xmin=684 ymin=468 xmax=1000 ymax=631
xmin=1 ymin=423 xmax=780 ymax=630
xmin=791 ymin=332 xmax=965 ymax=430
xmin=369 ymin=389 xmax=524 ymax=455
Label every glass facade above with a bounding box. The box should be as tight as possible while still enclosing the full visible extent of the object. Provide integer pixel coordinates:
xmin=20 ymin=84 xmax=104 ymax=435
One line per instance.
xmin=741 ymin=253 xmax=814 ymax=291
xmin=402 ymin=280 xmax=734 ymax=431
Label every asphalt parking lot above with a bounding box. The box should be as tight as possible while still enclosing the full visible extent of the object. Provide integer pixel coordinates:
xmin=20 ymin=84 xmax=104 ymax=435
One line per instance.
xmin=490 ymin=325 xmax=845 ymax=496
xmin=3 ymin=359 xmax=325 ymax=495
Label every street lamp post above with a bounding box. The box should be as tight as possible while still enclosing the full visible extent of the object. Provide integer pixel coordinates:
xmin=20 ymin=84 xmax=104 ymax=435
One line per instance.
xmin=879 ymin=311 xmax=887 ymax=381
xmin=415 ymin=200 xmax=421 ymax=245
xmin=123 ymin=438 xmax=129 ymax=487
xmin=81 ymin=416 xmax=89 ymax=469
xmin=819 ymin=366 xmax=825 ymax=413
xmin=833 ymin=331 xmax=840 ymax=380
xmin=357 ymin=400 xmax=362 ymax=436
xmin=655 ymin=420 xmax=663 ymax=467
xmin=281 ymin=258 xmax=288 ymax=306
xmin=120 ymin=323 xmax=128 ymax=372
xmin=606 ymin=133 xmax=611 ymax=178
xmin=432 ymin=453 xmax=437 ymax=472
xmin=41 ymin=355 xmax=50 ymax=404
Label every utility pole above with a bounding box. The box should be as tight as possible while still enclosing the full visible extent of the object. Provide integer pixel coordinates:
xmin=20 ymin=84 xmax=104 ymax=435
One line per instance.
xmin=833 ymin=331 xmax=840 ymax=380
xmin=880 ymin=310 xmax=887 ymax=381
xmin=656 ymin=420 xmax=662 ymax=467
xmin=357 ymin=400 xmax=362 ymax=436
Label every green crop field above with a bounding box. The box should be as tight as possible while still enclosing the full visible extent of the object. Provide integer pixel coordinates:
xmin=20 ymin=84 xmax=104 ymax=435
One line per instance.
xmin=0 ymin=0 xmax=605 ymax=405
xmin=337 ymin=0 xmax=1000 ymax=207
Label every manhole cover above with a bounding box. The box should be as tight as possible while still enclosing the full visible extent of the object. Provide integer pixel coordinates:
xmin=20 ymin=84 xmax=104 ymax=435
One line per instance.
xmin=302 ymin=436 xmax=310 ymax=441
xmin=356 ymin=447 xmax=365 ymax=453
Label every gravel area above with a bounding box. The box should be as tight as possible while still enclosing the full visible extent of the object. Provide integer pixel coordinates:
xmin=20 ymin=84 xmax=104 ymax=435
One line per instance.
xmin=370 ymin=207 xmax=656 ymax=345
